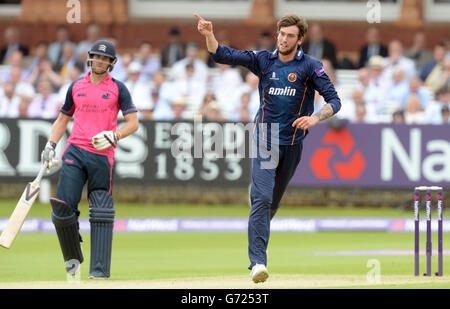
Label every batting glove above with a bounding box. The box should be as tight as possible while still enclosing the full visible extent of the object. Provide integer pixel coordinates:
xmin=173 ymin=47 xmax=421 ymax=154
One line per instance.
xmin=92 ymin=131 xmax=120 ymax=150
xmin=41 ymin=141 xmax=58 ymax=173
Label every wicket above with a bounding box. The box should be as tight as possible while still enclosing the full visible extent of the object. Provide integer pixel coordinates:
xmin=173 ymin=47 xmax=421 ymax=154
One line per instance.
xmin=414 ymin=186 xmax=444 ymax=276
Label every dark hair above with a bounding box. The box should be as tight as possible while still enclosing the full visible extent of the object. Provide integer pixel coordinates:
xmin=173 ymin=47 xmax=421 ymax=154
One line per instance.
xmin=277 ymin=14 xmax=308 ymax=39
xmin=169 ymin=27 xmax=180 ymax=36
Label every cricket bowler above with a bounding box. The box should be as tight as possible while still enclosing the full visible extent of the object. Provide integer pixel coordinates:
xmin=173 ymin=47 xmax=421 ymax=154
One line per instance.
xmin=195 ymin=14 xmax=341 ymax=283
xmin=41 ymin=40 xmax=138 ymax=278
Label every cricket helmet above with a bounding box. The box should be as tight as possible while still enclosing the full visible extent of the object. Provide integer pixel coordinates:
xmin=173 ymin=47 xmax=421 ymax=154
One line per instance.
xmin=87 ymin=40 xmax=117 ymax=72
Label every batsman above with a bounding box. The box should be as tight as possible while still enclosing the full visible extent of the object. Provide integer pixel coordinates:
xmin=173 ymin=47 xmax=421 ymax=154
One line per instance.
xmin=41 ymin=40 xmax=138 ymax=278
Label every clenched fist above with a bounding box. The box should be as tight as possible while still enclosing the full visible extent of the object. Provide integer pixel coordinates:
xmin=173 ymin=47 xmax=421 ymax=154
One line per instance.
xmin=41 ymin=141 xmax=58 ymax=173
xmin=92 ymin=131 xmax=120 ymax=150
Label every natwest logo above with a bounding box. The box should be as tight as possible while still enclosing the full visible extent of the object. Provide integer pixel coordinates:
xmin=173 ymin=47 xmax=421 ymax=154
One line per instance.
xmin=309 ymin=128 xmax=366 ymax=180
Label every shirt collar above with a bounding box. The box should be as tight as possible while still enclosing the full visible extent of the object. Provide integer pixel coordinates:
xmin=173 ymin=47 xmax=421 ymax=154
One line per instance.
xmin=269 ymin=47 xmax=304 ymax=60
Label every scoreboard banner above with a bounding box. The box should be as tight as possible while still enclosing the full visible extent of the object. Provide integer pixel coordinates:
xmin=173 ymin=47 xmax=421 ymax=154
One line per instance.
xmin=0 ymin=119 xmax=448 ymax=188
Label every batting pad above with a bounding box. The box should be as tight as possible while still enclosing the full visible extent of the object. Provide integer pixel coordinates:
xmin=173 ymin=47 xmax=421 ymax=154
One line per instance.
xmin=89 ymin=190 xmax=115 ymax=278
xmin=50 ymin=198 xmax=84 ymax=264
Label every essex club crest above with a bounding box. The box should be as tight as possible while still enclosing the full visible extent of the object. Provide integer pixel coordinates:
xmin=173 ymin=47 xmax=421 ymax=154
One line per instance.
xmin=288 ymin=73 xmax=297 ymax=82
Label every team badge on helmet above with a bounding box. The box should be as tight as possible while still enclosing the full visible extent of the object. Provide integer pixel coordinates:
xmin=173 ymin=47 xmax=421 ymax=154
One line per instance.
xmin=288 ymin=73 xmax=297 ymax=82
xmin=98 ymin=44 xmax=107 ymax=52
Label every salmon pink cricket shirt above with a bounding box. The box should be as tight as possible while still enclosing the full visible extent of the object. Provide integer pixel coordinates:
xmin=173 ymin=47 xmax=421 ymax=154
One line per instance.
xmin=60 ymin=72 xmax=137 ymax=164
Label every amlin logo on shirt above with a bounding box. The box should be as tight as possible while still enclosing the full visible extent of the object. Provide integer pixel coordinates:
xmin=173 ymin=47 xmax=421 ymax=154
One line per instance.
xmin=268 ymin=86 xmax=296 ymax=96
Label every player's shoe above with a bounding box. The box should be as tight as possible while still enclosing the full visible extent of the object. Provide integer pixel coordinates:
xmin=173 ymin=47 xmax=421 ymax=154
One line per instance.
xmin=250 ymin=264 xmax=269 ymax=283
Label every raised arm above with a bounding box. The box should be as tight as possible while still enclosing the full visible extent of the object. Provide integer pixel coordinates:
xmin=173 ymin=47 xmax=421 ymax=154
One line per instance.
xmin=194 ymin=14 xmax=218 ymax=53
xmin=194 ymin=14 xmax=261 ymax=75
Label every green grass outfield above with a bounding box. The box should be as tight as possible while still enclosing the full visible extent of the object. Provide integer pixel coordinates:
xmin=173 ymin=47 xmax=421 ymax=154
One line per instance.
xmin=1 ymin=200 xmax=449 ymax=289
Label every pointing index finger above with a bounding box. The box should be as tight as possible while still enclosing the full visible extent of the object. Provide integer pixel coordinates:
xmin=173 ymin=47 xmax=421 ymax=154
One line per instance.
xmin=194 ymin=14 xmax=204 ymax=21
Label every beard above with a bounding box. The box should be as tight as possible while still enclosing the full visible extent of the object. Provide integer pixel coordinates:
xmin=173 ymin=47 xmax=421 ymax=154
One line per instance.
xmin=278 ymin=44 xmax=298 ymax=56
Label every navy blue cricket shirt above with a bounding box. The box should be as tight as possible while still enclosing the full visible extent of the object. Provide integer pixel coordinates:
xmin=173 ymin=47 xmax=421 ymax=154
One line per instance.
xmin=210 ymin=45 xmax=341 ymax=145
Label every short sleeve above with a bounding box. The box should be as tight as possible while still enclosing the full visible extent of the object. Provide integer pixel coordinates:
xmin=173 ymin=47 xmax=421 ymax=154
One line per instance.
xmin=60 ymin=81 xmax=76 ymax=116
xmin=115 ymin=80 xmax=138 ymax=116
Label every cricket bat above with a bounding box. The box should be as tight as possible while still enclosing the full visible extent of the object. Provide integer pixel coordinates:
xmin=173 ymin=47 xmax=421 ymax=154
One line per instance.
xmin=0 ymin=163 xmax=48 ymax=249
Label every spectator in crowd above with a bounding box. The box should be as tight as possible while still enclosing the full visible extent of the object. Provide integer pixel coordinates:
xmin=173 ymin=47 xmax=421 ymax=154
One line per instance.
xmin=425 ymin=85 xmax=449 ymax=125
xmin=150 ymin=70 xmax=168 ymax=106
xmin=0 ymin=27 xmax=29 ymax=64
xmin=365 ymin=55 xmax=387 ymax=109
xmin=136 ymin=41 xmax=161 ymax=83
xmin=202 ymin=100 xmax=224 ymax=122
xmin=382 ymin=40 xmax=417 ymax=87
xmin=27 ymin=79 xmax=60 ymax=119
xmin=124 ymin=62 xmax=154 ymax=120
xmin=229 ymin=92 xmax=252 ymax=122
xmin=152 ymin=71 xmax=179 ymax=120
xmin=0 ymin=82 xmax=21 ymax=118
xmin=401 ymin=76 xmax=432 ymax=108
xmin=384 ymin=67 xmax=409 ymax=106
xmin=430 ymin=56 xmax=450 ymax=94
xmin=404 ymin=94 xmax=425 ymax=125
xmin=197 ymin=92 xmax=216 ymax=119
xmin=231 ymin=71 xmax=260 ymax=120
xmin=444 ymin=36 xmax=450 ymax=54
xmin=27 ymin=57 xmax=63 ymax=93
xmin=0 ymin=50 xmax=30 ymax=83
xmin=48 ymin=26 xmax=74 ymax=71
xmin=170 ymin=96 xmax=188 ymax=121
xmin=441 ymin=106 xmax=449 ymax=124
xmin=404 ymin=31 xmax=433 ymax=71
xmin=107 ymin=37 xmax=128 ymax=82
xmin=302 ymin=22 xmax=338 ymax=68
xmin=356 ymin=67 xmax=370 ymax=92
xmin=358 ymin=27 xmax=388 ymax=68
xmin=57 ymin=66 xmax=82 ymax=106
xmin=354 ymin=103 xmax=368 ymax=124
xmin=419 ymin=41 xmax=447 ymax=93
xmin=211 ymin=62 xmax=243 ymax=118
xmin=118 ymin=52 xmax=134 ymax=79
xmin=392 ymin=110 xmax=405 ymax=124
xmin=171 ymin=61 xmax=207 ymax=118
xmin=8 ymin=66 xmax=35 ymax=104
xmin=29 ymin=41 xmax=49 ymax=73
xmin=58 ymin=43 xmax=81 ymax=82
xmin=77 ymin=48 xmax=90 ymax=74
xmin=75 ymin=24 xmax=101 ymax=59
xmin=338 ymin=88 xmax=363 ymax=122
xmin=170 ymin=42 xmax=209 ymax=83
xmin=255 ymin=31 xmax=277 ymax=51
xmin=160 ymin=27 xmax=185 ymax=68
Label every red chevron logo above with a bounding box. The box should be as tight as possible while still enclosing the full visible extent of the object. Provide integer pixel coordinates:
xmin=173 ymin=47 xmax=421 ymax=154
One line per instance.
xmin=309 ymin=128 xmax=366 ymax=180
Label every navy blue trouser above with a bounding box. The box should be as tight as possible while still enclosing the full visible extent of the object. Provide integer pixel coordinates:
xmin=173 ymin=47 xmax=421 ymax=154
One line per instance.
xmin=56 ymin=144 xmax=113 ymax=214
xmin=248 ymin=139 xmax=303 ymax=269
